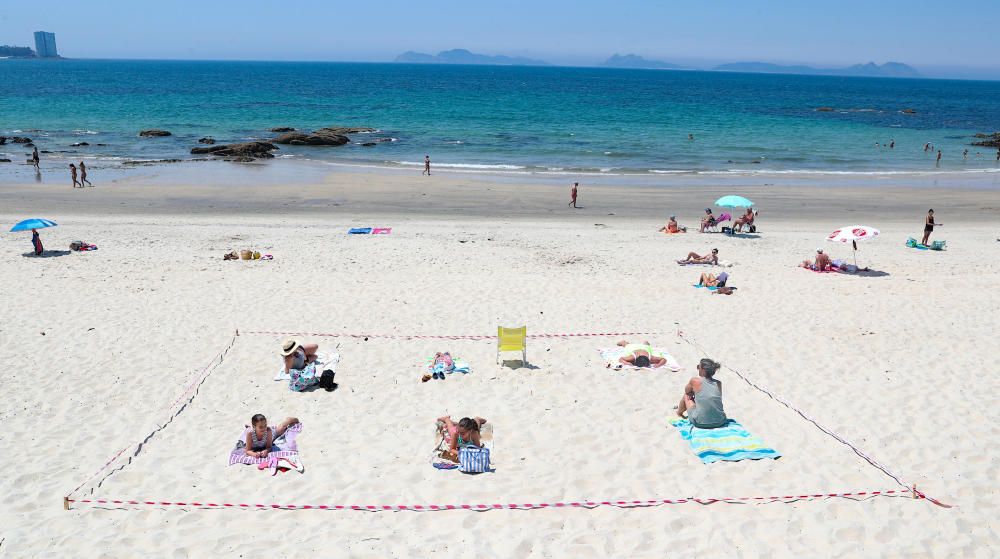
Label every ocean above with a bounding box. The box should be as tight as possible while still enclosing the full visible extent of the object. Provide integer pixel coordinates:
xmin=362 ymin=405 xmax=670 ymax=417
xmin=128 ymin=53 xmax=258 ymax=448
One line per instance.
xmin=1 ymin=59 xmax=999 ymax=179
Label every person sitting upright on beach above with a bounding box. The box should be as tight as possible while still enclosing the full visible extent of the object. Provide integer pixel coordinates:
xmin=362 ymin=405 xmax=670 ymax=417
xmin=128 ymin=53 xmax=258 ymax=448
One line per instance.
xmin=733 ymin=208 xmax=755 ymax=232
xmin=615 ymin=340 xmax=667 ymax=368
xmin=677 ymin=248 xmax=718 ymax=265
xmin=659 ymin=215 xmax=685 ymax=233
xmin=800 ymin=248 xmax=833 ymax=271
xmin=438 ymin=416 xmax=487 ymax=462
xmin=699 ymin=208 xmax=717 ymax=233
xmin=676 ymin=359 xmax=728 ymax=429
xmin=244 ymin=414 xmax=300 ymax=459
xmin=280 ymin=338 xmax=319 ymax=374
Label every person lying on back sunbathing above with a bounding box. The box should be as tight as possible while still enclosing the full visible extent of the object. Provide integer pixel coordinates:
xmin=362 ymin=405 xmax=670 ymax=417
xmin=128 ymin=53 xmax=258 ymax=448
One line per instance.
xmin=280 ymin=338 xmax=320 ymax=374
xmin=677 ymin=248 xmax=719 ymax=265
xmin=244 ymin=414 xmax=300 ymax=458
xmin=615 ymin=340 xmax=667 ymax=368
xmin=800 ymin=248 xmax=833 ymax=271
xmin=438 ymin=416 xmax=487 ymax=462
xmin=659 ymin=215 xmax=686 ymax=233
xmin=698 ymin=271 xmax=728 ymax=287
xmin=676 ymin=359 xmax=728 ymax=428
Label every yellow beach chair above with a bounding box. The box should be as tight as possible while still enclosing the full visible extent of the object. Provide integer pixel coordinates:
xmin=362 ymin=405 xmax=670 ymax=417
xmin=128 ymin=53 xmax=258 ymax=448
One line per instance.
xmin=496 ymin=326 xmax=527 ymax=366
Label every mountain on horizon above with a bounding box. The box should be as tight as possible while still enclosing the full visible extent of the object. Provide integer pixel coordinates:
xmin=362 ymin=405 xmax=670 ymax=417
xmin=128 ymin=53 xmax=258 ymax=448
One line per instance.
xmin=602 ymin=54 xmax=684 ymax=70
xmin=394 ymin=49 xmax=548 ymax=66
xmin=713 ymin=61 xmax=921 ymax=78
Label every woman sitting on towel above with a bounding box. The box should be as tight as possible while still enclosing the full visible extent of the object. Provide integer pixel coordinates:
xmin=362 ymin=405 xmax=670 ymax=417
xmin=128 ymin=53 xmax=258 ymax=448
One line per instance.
xmin=280 ymin=338 xmax=319 ymax=374
xmin=800 ymin=248 xmax=833 ymax=271
xmin=676 ymin=359 xmax=728 ymax=429
xmin=659 ymin=215 xmax=686 ymax=234
xmin=245 ymin=414 xmax=300 ymax=458
xmin=616 ymin=340 xmax=667 ymax=368
xmin=677 ymin=248 xmax=718 ymax=265
xmin=438 ymin=416 xmax=487 ymax=462
xmin=698 ymin=271 xmax=728 ymax=287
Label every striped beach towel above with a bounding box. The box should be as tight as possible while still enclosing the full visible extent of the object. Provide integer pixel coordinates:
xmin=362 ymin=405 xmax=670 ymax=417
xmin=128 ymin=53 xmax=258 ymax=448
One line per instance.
xmin=668 ymin=417 xmax=780 ymax=464
xmin=229 ymin=422 xmax=302 ymax=466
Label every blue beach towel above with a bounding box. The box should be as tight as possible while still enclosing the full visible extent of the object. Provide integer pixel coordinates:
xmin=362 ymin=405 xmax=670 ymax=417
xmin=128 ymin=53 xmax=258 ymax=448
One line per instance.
xmin=693 ymin=284 xmax=719 ymax=291
xmin=668 ymin=417 xmax=781 ymax=463
xmin=349 ymin=227 xmax=372 ymax=235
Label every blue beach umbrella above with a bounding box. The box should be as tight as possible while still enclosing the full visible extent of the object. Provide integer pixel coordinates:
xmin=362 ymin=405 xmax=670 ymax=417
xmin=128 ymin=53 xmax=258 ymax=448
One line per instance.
xmin=714 ymin=195 xmax=754 ymax=208
xmin=10 ymin=218 xmax=58 ymax=232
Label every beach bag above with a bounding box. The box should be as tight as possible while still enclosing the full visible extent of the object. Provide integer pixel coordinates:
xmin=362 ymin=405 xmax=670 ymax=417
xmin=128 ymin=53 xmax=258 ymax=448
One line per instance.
xmin=318 ymin=369 xmax=337 ymax=392
xmin=240 ymin=249 xmax=253 ymax=260
xmin=288 ymin=364 xmax=319 ymax=392
xmin=458 ymin=446 xmax=490 ymax=473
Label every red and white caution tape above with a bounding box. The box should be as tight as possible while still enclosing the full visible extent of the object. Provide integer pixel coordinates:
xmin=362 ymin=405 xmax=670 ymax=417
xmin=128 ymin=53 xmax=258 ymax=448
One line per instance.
xmin=66 ymin=488 xmax=916 ymax=511
xmin=241 ymin=330 xmax=661 ymax=341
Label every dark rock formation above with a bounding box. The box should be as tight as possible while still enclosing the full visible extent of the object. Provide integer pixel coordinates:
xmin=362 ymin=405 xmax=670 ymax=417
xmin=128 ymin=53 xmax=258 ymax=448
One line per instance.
xmin=11 ymin=136 xmax=33 ymax=143
xmin=0 ymin=158 xmax=11 ymax=163
xmin=198 ymin=137 xmax=216 ymax=144
xmin=361 ymin=142 xmax=377 ymax=147
xmin=972 ymin=132 xmax=1000 ymax=148
xmin=273 ymin=131 xmax=350 ymax=146
xmin=139 ymin=129 xmax=172 ymax=137
xmin=190 ymin=141 xmax=277 ymax=158
xmin=270 ymin=127 xmax=296 ymax=132
xmin=317 ymin=126 xmax=376 ymax=135
xmin=901 ymin=108 xmax=917 ymax=114
xmin=816 ymin=107 xmax=835 ymax=112
xmin=72 ymin=142 xmax=90 ymax=147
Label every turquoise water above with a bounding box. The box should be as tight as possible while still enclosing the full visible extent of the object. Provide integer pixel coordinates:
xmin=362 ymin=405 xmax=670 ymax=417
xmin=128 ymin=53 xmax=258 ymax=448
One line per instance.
xmin=1 ymin=59 xmax=999 ymax=178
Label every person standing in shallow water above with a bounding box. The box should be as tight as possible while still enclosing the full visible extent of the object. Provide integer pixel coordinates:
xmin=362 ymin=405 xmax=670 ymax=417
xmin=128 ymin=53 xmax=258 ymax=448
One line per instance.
xmin=936 ymin=150 xmax=942 ymax=167
xmin=32 ymin=146 xmax=40 ymax=170
xmin=569 ymin=182 xmax=578 ymax=208
xmin=422 ymin=155 xmax=431 ymax=176
xmin=79 ymin=161 xmax=93 ymax=187
xmin=69 ymin=163 xmax=81 ymax=188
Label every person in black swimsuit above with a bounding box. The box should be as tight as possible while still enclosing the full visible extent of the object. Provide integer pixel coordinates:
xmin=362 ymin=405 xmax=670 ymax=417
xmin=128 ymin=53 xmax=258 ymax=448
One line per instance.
xmin=921 ymin=209 xmax=942 ymax=246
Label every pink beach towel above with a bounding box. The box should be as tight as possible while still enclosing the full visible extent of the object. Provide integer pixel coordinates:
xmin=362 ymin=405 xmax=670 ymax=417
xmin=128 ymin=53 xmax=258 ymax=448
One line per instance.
xmin=372 ymin=227 xmax=392 ymax=235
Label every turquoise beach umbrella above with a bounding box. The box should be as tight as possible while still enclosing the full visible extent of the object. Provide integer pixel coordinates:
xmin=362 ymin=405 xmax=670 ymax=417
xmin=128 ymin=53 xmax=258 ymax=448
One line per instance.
xmin=10 ymin=218 xmax=58 ymax=232
xmin=714 ymin=195 xmax=754 ymax=208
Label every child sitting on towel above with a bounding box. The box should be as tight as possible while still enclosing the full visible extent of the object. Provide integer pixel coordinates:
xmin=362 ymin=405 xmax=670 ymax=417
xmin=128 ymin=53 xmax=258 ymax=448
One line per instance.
xmin=245 ymin=414 xmax=299 ymax=459
xmin=438 ymin=416 xmax=487 ymax=462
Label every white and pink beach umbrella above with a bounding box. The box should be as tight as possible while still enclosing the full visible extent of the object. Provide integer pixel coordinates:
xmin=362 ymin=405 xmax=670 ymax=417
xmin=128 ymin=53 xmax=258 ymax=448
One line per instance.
xmin=827 ymin=225 xmax=879 ymax=266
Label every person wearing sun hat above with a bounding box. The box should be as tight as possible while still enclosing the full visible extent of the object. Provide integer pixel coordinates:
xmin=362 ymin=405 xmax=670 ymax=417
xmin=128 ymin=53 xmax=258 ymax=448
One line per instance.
xmin=281 ymin=338 xmax=320 ymax=375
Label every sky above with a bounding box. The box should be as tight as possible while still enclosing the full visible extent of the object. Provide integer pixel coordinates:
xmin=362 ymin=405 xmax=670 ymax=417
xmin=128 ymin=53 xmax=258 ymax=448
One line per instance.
xmin=1 ymin=0 xmax=998 ymax=78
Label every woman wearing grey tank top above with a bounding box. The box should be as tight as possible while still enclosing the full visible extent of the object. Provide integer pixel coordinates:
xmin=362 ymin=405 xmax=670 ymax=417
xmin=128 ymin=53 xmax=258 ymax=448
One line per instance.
xmin=677 ymin=358 xmax=728 ymax=429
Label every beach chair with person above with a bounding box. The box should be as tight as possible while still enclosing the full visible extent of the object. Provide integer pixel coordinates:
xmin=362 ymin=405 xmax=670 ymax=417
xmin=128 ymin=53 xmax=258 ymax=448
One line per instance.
xmin=704 ymin=212 xmax=732 ymax=233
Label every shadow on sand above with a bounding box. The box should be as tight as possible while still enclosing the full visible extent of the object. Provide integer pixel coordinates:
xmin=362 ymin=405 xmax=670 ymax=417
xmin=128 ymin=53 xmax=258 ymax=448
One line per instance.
xmin=22 ymin=250 xmax=72 ymax=258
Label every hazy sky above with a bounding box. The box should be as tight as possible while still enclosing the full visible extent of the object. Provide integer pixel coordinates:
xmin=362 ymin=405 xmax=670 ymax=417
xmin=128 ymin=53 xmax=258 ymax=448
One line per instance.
xmin=2 ymin=1 xmax=998 ymax=75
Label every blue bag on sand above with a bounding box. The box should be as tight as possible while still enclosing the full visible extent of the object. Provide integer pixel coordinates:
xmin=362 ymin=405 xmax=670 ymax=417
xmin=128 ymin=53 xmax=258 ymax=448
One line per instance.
xmin=458 ymin=446 xmax=490 ymax=473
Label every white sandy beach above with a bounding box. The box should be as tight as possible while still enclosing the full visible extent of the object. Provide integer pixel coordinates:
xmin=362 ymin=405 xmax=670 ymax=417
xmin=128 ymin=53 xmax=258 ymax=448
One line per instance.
xmin=1 ymin=168 xmax=998 ymax=557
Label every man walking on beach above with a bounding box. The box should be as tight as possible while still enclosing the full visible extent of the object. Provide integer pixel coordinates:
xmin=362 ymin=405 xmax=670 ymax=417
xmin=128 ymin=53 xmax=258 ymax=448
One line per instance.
xmin=79 ymin=161 xmax=93 ymax=187
xmin=569 ymin=182 xmax=578 ymax=208
xmin=423 ymin=155 xmax=431 ymax=176
xmin=31 ymin=146 xmax=40 ymax=170
xmin=69 ymin=163 xmax=81 ymax=188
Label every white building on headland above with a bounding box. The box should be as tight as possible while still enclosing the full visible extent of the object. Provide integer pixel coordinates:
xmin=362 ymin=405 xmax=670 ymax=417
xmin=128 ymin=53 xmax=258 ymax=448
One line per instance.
xmin=34 ymin=31 xmax=58 ymax=58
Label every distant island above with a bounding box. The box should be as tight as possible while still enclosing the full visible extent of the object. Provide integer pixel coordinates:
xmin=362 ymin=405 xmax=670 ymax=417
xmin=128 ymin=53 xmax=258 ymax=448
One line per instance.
xmin=602 ymin=54 xmax=684 ymax=70
xmin=713 ymin=61 xmax=921 ymax=79
xmin=394 ymin=49 xmax=548 ymax=66
xmin=0 ymin=45 xmax=35 ymax=58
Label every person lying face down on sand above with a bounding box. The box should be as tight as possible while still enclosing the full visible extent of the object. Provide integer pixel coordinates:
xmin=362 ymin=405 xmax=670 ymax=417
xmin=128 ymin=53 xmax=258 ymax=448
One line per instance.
xmin=616 ymin=340 xmax=667 ymax=368
xmin=698 ymin=271 xmax=728 ymax=287
xmin=677 ymin=248 xmax=719 ymax=265
xmin=245 ymin=414 xmax=300 ymax=459
xmin=699 ymin=208 xmax=717 ymax=233
xmin=659 ymin=215 xmax=686 ymax=233
xmin=676 ymin=359 xmax=728 ymax=429
xmin=438 ymin=416 xmax=487 ymax=462
xmin=280 ymin=338 xmax=319 ymax=374
xmin=800 ymin=248 xmax=833 ymax=271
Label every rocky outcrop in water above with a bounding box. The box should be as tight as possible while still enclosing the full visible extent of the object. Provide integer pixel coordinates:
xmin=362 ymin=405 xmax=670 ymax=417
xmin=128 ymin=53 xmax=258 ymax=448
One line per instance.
xmin=0 ymin=158 xmax=11 ymax=163
xmin=190 ymin=141 xmax=277 ymax=158
xmin=72 ymin=142 xmax=89 ymax=147
xmin=270 ymin=127 xmax=296 ymax=132
xmin=901 ymin=108 xmax=917 ymax=114
xmin=198 ymin=137 xmax=216 ymax=144
xmin=273 ymin=130 xmax=350 ymax=146
xmin=0 ymin=136 xmax=33 ymax=144
xmin=317 ymin=126 xmax=376 ymax=135
xmin=139 ymin=129 xmax=172 ymax=137
xmin=972 ymin=132 xmax=1000 ymax=148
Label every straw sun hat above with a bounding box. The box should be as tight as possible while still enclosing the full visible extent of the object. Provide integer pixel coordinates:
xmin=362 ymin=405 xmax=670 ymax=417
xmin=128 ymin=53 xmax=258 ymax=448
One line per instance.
xmin=280 ymin=338 xmax=302 ymax=356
